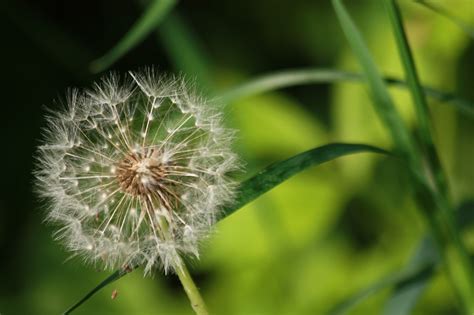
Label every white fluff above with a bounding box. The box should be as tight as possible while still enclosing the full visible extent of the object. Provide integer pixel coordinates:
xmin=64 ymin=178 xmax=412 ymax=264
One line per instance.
xmin=35 ymin=69 xmax=239 ymax=274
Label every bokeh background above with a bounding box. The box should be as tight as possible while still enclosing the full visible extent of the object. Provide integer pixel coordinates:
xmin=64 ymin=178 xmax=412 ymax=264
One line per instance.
xmin=1 ymin=0 xmax=473 ymax=314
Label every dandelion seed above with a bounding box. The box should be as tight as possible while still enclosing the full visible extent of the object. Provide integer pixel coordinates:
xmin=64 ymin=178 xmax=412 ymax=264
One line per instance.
xmin=35 ymin=69 xmax=239 ymax=274
xmin=111 ymin=289 xmax=118 ymax=300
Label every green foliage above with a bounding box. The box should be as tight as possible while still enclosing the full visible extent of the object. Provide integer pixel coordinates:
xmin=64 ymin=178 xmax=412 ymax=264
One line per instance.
xmin=2 ymin=0 xmax=473 ymax=314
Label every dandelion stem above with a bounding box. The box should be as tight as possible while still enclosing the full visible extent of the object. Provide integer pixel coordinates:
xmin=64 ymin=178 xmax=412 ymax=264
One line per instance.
xmin=175 ymin=258 xmax=209 ymax=315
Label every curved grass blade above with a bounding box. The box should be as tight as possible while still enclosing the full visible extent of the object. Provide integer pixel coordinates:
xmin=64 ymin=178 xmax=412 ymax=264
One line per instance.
xmin=221 ymin=143 xmax=388 ymax=219
xmin=90 ymin=0 xmax=177 ymax=73
xmin=218 ymin=68 xmax=474 ymax=116
xmin=415 ymin=0 xmax=474 ymax=39
xmin=63 ymin=266 xmax=135 ymax=314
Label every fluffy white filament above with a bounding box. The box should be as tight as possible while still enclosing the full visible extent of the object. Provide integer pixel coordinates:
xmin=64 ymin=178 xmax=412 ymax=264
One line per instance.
xmin=35 ymin=70 xmax=239 ymax=274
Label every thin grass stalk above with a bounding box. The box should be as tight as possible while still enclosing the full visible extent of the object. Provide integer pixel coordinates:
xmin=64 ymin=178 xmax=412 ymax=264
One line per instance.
xmin=384 ymin=0 xmax=473 ymax=312
xmin=332 ymin=0 xmax=473 ymax=312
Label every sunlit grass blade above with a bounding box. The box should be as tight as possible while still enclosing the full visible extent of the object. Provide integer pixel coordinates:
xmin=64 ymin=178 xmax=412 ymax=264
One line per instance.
xmin=158 ymin=12 xmax=214 ymax=91
xmin=63 ymin=265 xmax=135 ymax=314
xmin=90 ymin=0 xmax=177 ymax=73
xmin=218 ymin=68 xmax=474 ymax=116
xmin=415 ymin=0 xmax=474 ymax=39
xmin=384 ymin=0 xmax=446 ymax=194
xmin=221 ymin=143 xmax=388 ymax=219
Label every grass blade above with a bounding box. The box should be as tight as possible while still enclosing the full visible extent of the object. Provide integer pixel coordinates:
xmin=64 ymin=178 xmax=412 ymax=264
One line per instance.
xmin=415 ymin=0 xmax=474 ymax=39
xmin=384 ymin=1 xmax=473 ymax=311
xmin=384 ymin=0 xmax=447 ymax=194
xmin=63 ymin=266 xmax=135 ymax=314
xmin=221 ymin=143 xmax=388 ymax=219
xmin=90 ymin=0 xmax=177 ymax=73
xmin=218 ymin=68 xmax=474 ymax=116
xmin=332 ymin=0 xmax=417 ymax=161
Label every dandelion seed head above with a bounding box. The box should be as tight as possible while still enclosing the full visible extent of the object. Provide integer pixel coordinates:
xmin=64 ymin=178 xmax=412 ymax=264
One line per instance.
xmin=35 ymin=69 xmax=239 ymax=274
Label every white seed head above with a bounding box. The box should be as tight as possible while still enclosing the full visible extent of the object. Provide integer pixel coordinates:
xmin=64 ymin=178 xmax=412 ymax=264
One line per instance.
xmin=35 ymin=69 xmax=239 ymax=274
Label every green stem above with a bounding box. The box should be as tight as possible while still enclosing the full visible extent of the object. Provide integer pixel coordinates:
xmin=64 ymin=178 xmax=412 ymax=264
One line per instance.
xmin=155 ymin=215 xmax=209 ymax=315
xmin=175 ymin=258 xmax=209 ymax=315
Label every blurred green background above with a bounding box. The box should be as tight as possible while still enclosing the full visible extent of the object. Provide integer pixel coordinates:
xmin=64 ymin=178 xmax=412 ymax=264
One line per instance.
xmin=0 ymin=0 xmax=473 ymax=314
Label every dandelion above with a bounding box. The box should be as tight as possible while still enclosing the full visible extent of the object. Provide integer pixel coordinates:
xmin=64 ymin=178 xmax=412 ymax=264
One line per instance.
xmin=35 ymin=69 xmax=239 ymax=275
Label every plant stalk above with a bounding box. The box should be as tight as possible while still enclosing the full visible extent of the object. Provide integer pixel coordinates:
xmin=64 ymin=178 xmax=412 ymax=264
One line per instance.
xmin=175 ymin=258 xmax=209 ymax=315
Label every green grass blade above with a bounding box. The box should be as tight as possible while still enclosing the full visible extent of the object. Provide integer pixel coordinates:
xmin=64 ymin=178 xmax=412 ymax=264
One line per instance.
xmin=384 ymin=0 xmax=447 ymax=195
xmin=416 ymin=0 xmax=474 ymax=39
xmin=63 ymin=266 xmax=135 ymax=314
xmin=218 ymin=68 xmax=474 ymax=116
xmin=219 ymin=69 xmax=358 ymax=103
xmin=384 ymin=0 xmax=432 ymax=148
xmin=90 ymin=0 xmax=177 ymax=73
xmin=221 ymin=143 xmax=388 ymax=219
xmin=332 ymin=0 xmax=416 ymax=160
xmin=158 ymin=12 xmax=215 ymax=91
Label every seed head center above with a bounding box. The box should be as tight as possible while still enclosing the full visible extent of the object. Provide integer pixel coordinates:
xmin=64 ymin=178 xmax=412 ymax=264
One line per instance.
xmin=116 ymin=149 xmax=166 ymax=196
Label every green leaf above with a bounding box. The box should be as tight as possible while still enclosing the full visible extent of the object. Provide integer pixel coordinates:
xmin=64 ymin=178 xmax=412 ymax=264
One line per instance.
xmin=221 ymin=143 xmax=388 ymax=219
xmin=332 ymin=0 xmax=417 ymax=162
xmin=415 ymin=0 xmax=474 ymax=39
xmin=90 ymin=0 xmax=177 ymax=73
xmin=63 ymin=266 xmax=135 ymax=314
xmin=218 ymin=68 xmax=474 ymax=116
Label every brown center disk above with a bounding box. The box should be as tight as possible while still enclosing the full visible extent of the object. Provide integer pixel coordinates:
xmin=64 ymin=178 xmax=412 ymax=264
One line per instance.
xmin=116 ymin=150 xmax=166 ymax=196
